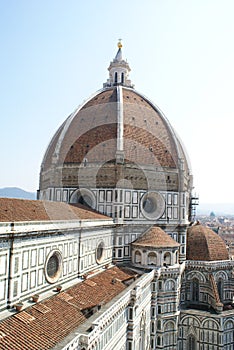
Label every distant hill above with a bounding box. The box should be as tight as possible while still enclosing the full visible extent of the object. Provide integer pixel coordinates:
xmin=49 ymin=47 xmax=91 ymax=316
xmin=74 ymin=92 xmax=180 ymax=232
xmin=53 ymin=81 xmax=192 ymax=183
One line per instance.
xmin=0 ymin=187 xmax=36 ymax=200
xmin=197 ymin=203 xmax=234 ymax=216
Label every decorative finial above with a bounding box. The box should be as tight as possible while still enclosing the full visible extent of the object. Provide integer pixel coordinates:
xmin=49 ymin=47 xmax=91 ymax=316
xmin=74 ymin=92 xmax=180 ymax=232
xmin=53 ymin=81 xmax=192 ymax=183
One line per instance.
xmin=118 ymin=39 xmax=122 ymax=49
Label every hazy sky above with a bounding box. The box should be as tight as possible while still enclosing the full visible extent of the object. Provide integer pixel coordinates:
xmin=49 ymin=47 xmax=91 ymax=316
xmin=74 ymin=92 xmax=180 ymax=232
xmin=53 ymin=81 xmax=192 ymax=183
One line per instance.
xmin=0 ymin=0 xmax=234 ymax=204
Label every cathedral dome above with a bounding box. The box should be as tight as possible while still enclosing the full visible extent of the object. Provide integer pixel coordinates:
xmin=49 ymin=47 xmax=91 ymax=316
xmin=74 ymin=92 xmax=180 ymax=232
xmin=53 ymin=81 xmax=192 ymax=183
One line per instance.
xmin=187 ymin=224 xmax=229 ymax=261
xmin=40 ymin=85 xmax=191 ymax=192
xmin=40 ymin=43 xmax=192 ymax=190
xmin=38 ymin=42 xmax=193 ymax=225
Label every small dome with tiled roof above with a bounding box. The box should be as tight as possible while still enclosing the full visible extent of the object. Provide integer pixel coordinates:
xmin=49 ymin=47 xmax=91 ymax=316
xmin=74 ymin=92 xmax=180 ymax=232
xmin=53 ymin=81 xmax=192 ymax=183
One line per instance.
xmin=187 ymin=223 xmax=229 ymax=261
xmin=131 ymin=226 xmax=180 ymax=267
xmin=132 ymin=226 xmax=180 ymax=248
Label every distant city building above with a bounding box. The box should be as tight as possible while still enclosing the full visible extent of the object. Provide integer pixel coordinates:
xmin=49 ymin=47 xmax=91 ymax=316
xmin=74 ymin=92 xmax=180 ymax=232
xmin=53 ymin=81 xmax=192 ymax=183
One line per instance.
xmin=0 ymin=42 xmax=233 ymax=350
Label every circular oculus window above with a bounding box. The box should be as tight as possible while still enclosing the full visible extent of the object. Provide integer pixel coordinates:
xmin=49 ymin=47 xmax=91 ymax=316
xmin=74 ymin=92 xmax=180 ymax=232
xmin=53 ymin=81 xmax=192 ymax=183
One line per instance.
xmin=140 ymin=191 xmax=165 ymax=220
xmin=70 ymin=188 xmax=96 ymax=209
xmin=96 ymin=241 xmax=105 ymax=264
xmin=45 ymin=250 xmax=63 ymax=284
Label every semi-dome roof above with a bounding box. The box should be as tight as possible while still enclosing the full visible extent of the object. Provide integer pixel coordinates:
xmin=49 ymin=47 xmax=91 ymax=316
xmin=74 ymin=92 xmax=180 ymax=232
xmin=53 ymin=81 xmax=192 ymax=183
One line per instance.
xmin=39 ymin=42 xmax=193 ymax=197
xmin=187 ymin=224 xmax=229 ymax=261
xmin=132 ymin=226 xmax=180 ymax=248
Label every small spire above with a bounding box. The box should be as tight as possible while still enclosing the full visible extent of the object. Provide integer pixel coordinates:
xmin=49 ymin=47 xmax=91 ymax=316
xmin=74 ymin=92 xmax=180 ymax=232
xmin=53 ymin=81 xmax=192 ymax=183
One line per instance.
xmin=103 ymin=41 xmax=134 ymax=88
xmin=115 ymin=39 xmax=123 ymax=62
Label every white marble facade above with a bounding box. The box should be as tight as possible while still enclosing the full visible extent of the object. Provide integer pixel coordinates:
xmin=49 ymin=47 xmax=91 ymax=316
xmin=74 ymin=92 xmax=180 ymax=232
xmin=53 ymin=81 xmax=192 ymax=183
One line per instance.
xmin=0 ymin=219 xmax=113 ymax=310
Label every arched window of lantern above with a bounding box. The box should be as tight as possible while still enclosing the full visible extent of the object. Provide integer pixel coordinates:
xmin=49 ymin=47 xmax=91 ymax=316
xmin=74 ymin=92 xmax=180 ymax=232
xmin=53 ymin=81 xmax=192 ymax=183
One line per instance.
xmin=164 ymin=252 xmax=171 ymax=265
xmin=114 ymin=72 xmax=118 ymax=83
xmin=148 ymin=252 xmax=157 ymax=265
xmin=121 ymin=72 xmax=124 ymax=84
xmin=135 ymin=250 xmax=142 ymax=264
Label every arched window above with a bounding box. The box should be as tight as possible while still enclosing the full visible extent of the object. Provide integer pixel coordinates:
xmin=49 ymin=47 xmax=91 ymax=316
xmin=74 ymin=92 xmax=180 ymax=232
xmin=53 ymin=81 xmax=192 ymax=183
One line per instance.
xmin=121 ymin=72 xmax=124 ymax=83
xmin=165 ymin=279 xmax=175 ymax=291
xmin=224 ymin=320 xmax=234 ymax=346
xmin=135 ymin=251 xmax=142 ymax=264
xmin=191 ymin=278 xmax=199 ymax=302
xmin=148 ymin=252 xmax=157 ymax=265
xmin=114 ymin=72 xmax=118 ymax=83
xmin=187 ymin=335 xmax=196 ymax=350
xmin=217 ymin=278 xmax=224 ymax=302
xmin=164 ymin=322 xmax=174 ymax=347
xmin=164 ymin=252 xmax=171 ymax=266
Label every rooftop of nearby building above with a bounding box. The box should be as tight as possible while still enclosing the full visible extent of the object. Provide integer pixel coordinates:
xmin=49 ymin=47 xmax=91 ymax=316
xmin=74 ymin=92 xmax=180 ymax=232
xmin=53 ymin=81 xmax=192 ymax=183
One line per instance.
xmin=0 ymin=266 xmax=137 ymax=350
xmin=0 ymin=198 xmax=109 ymax=222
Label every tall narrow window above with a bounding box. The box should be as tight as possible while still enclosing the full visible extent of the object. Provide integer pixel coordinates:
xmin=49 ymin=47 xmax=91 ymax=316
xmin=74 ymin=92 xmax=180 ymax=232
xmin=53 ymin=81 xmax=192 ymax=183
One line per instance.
xmin=188 ymin=335 xmax=196 ymax=350
xmin=121 ymin=72 xmax=124 ymax=83
xmin=164 ymin=252 xmax=171 ymax=265
xmin=217 ymin=278 xmax=224 ymax=302
xmin=114 ymin=72 xmax=118 ymax=83
xmin=191 ymin=278 xmax=199 ymax=302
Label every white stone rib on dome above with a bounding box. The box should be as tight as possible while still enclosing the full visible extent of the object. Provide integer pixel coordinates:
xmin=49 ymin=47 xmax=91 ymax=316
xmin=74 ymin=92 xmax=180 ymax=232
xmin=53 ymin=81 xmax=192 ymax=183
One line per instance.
xmin=42 ymin=87 xmax=110 ymax=165
xmin=122 ymin=86 xmax=192 ymax=175
xmin=41 ymin=84 xmax=192 ymax=178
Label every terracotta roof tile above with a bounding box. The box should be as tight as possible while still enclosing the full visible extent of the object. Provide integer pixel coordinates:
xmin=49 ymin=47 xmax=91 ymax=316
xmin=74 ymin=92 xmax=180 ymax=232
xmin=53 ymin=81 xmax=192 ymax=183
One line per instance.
xmin=187 ymin=224 xmax=229 ymax=261
xmin=132 ymin=226 xmax=180 ymax=248
xmin=14 ymin=311 xmax=35 ymax=324
xmin=0 ymin=267 xmax=136 ymax=350
xmin=0 ymin=198 xmax=109 ymax=222
xmin=40 ymin=86 xmax=189 ymax=192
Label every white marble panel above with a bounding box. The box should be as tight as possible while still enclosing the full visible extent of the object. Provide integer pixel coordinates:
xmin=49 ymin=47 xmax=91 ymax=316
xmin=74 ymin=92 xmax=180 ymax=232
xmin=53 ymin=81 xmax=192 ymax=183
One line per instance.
xmin=0 ymin=254 xmax=7 ymax=276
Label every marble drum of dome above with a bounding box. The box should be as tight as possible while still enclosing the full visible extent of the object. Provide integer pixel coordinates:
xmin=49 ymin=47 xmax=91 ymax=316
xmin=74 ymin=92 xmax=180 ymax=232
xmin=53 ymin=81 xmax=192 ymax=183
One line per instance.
xmin=38 ymin=42 xmax=193 ymax=224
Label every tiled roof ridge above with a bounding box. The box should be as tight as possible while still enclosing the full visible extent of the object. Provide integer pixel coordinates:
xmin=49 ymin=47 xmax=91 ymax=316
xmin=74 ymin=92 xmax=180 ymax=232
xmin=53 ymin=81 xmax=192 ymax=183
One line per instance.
xmin=132 ymin=225 xmax=180 ymax=248
xmin=0 ymin=197 xmax=110 ymax=222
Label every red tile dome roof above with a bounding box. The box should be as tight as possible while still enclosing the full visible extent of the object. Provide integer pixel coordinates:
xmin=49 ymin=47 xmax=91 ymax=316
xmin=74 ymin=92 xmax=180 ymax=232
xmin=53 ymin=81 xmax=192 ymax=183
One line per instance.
xmin=132 ymin=226 xmax=180 ymax=248
xmin=187 ymin=224 xmax=229 ymax=261
xmin=39 ymin=43 xmax=193 ymax=197
xmin=39 ymin=86 xmax=191 ymax=191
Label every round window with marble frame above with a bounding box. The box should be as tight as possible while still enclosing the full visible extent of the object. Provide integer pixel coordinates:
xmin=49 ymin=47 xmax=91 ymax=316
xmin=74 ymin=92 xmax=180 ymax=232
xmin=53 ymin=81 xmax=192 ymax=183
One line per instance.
xmin=44 ymin=250 xmax=63 ymax=284
xmin=69 ymin=188 xmax=96 ymax=209
xmin=140 ymin=191 xmax=165 ymax=220
xmin=96 ymin=241 xmax=105 ymax=264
